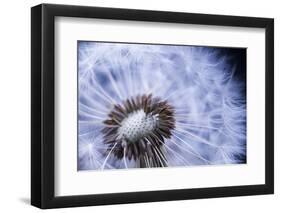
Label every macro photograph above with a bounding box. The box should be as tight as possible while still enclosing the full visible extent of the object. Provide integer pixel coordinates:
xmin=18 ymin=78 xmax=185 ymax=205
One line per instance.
xmin=77 ymin=41 xmax=247 ymax=171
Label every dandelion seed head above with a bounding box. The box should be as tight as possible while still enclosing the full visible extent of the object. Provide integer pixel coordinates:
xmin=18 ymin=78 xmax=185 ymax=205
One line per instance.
xmin=78 ymin=42 xmax=246 ymax=170
xmin=101 ymin=94 xmax=175 ymax=165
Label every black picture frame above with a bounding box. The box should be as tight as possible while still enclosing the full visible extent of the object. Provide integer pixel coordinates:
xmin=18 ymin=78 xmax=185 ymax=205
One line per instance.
xmin=31 ymin=3 xmax=274 ymax=209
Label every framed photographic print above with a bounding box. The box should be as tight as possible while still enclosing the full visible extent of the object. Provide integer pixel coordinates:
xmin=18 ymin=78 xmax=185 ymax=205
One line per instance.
xmin=31 ymin=3 xmax=274 ymax=209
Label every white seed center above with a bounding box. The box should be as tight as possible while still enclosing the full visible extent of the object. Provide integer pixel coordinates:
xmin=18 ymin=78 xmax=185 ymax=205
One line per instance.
xmin=118 ymin=110 xmax=158 ymax=142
